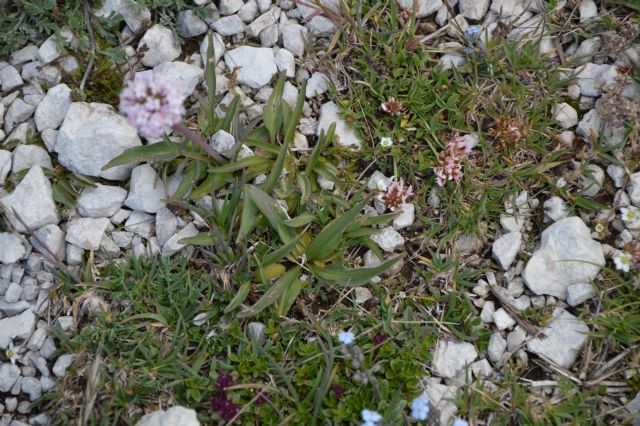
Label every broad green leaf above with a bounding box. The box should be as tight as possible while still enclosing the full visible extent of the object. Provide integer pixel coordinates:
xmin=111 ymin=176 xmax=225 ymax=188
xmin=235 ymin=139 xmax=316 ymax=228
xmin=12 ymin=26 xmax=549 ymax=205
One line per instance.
xmin=178 ymin=233 xmax=214 ymax=246
xmin=122 ymin=312 xmax=169 ymax=326
xmin=283 ymin=212 xmax=316 ymax=228
xmin=306 ymin=124 xmax=335 ymax=175
xmin=297 ymin=173 xmax=312 ymax=205
xmin=171 ymin=161 xmax=198 ymax=200
xmin=574 ymin=197 xmax=608 ymax=211
xmin=276 ymin=276 xmax=302 ymax=316
xmin=308 ymin=254 xmax=405 ymax=287
xmin=261 ymin=233 xmax=303 ymax=266
xmin=190 ymin=173 xmax=228 ymax=200
xmin=263 ymin=73 xmax=286 ymax=143
xmin=306 ymin=197 xmax=370 ymax=261
xmin=221 ymin=95 xmax=240 ymax=132
xmin=283 ymin=81 xmax=306 ymax=146
xmin=207 ymin=156 xmax=271 ymax=173
xmin=102 ymin=141 xmax=179 ymax=170
xmin=224 ymin=280 xmax=252 ymax=313
xmin=245 ymin=185 xmax=295 ymax=243
xmin=346 ymin=211 xmax=400 ymax=233
xmin=238 ymin=189 xmax=257 ymax=240
xmin=237 ymin=267 xmax=300 ymax=318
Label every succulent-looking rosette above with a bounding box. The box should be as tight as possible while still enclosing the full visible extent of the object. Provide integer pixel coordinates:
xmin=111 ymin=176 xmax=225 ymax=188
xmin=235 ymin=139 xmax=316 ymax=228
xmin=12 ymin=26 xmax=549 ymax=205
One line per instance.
xmin=119 ymin=72 xmax=186 ymax=139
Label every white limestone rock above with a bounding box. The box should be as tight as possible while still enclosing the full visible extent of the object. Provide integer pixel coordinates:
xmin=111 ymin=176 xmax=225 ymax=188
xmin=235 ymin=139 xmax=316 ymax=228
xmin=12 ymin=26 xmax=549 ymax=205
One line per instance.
xmin=282 ymin=24 xmax=307 ymax=57
xmin=135 ymin=406 xmax=200 ymax=426
xmin=65 ymin=217 xmax=110 ymax=251
xmin=125 ymin=164 xmax=167 ymax=214
xmin=553 ymin=102 xmax=578 ymax=129
xmin=432 ymin=340 xmax=478 ymax=378
xmin=492 ymin=232 xmax=521 ymax=270
xmin=527 ymin=308 xmax=589 ymax=368
xmin=397 ymin=0 xmax=443 ymax=17
xmin=224 ymin=46 xmax=277 ymax=89
xmin=77 ymin=184 xmax=128 ymax=218
xmin=371 ymin=226 xmax=405 ymax=253
xmin=316 ymin=102 xmax=362 ymax=148
xmin=11 ymin=145 xmax=52 ymax=174
xmin=138 ymin=25 xmax=181 ymax=67
xmin=152 ymin=62 xmax=204 ymax=98
xmin=34 ymin=83 xmax=72 ymax=131
xmin=0 ymin=309 xmax=36 ymax=349
xmin=0 ymin=233 xmax=28 ymax=264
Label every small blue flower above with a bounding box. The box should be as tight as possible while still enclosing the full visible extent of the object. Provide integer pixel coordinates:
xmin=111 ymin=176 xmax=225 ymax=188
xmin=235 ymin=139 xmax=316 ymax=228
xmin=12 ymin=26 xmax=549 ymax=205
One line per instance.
xmin=338 ymin=331 xmax=355 ymax=345
xmin=466 ymin=25 xmax=482 ymax=39
xmin=452 ymin=419 xmax=469 ymax=426
xmin=410 ymin=393 xmax=430 ymax=420
xmin=361 ymin=409 xmax=382 ymax=426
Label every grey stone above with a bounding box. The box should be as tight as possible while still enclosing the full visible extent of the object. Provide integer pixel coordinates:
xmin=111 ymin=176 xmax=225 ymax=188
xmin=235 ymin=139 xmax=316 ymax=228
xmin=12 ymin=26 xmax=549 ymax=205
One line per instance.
xmin=111 ymin=231 xmax=134 ymax=248
xmin=4 ymin=99 xmax=35 ymax=132
xmin=487 ymin=332 xmax=506 ymax=362
xmin=459 ymin=0 xmax=490 ymax=20
xmin=274 ymin=49 xmax=295 ymax=78
xmin=124 ymin=211 xmax=154 ymax=239
xmin=26 ymin=329 xmax=47 ymax=351
xmin=0 ymin=309 xmax=36 ymax=349
xmin=0 ymin=364 xmax=20 ymax=392
xmin=224 ymin=46 xmax=277 ymax=89
xmin=0 ymin=233 xmax=27 ymax=264
xmin=38 ymin=336 xmax=57 ymax=359
xmin=432 ymin=340 xmax=478 ymax=378
xmin=199 ymin=33 xmax=226 ymax=68
xmin=11 ymin=145 xmax=52 ymax=174
xmin=607 ymin=164 xmax=626 ymax=188
xmin=492 ymin=232 xmax=521 ymax=270
xmin=527 ymin=308 xmax=589 ymax=368
xmin=40 ymin=375 xmax=56 ymax=393
xmin=37 ymin=34 xmax=64 ymax=65
xmin=492 ymin=308 xmax=516 ymax=331
xmin=34 ymin=83 xmax=71 ymax=131
xmin=579 ymin=0 xmax=597 ymax=22
xmin=306 ymin=72 xmax=330 ymax=98
xmin=247 ymin=8 xmax=279 ymax=37
xmin=282 ymin=24 xmax=307 ymax=57
xmin=176 ymin=10 xmax=208 ymax=37
xmin=260 ymin=23 xmax=279 ymax=47
xmin=4 ymin=282 xmax=21 ymax=303
xmin=124 ymin=164 xmax=166 ymax=214
xmin=507 ymin=327 xmax=527 ymax=352
xmin=138 ymin=25 xmax=181 ymax=67
xmin=211 ymin=15 xmax=246 ymax=36
xmin=135 ymin=406 xmax=200 ymax=426
xmin=21 ymin=377 xmax=41 ymax=401
xmin=0 ymin=150 xmax=10 ymax=186
xmin=65 ymin=217 xmax=110 ymax=251
xmin=397 ymin=0 xmax=443 ymax=17
xmin=491 ymin=0 xmax=526 ymax=15
xmin=543 ymin=196 xmax=569 ymax=223
xmin=55 ymin=102 xmax=142 ymax=180
xmin=575 ymin=63 xmax=618 ymax=97
xmin=31 ymin=224 xmax=65 ymax=260
xmin=219 ymin=0 xmax=244 ymax=15
xmin=210 ymin=129 xmax=236 ymax=156
xmin=553 ymin=102 xmax=578 ymax=129
xmin=0 ymin=66 xmax=23 ymax=92
xmin=77 ymin=184 xmax=127 ymax=218
xmin=580 ymin=164 xmax=605 ymax=197
xmin=424 ymin=382 xmax=458 ymax=426
xmin=317 ymin=102 xmax=361 ymax=148
xmin=371 ymin=226 xmax=405 ymax=253
xmin=161 ymin=223 xmax=199 ymax=256
xmin=94 ymin=0 xmax=150 ymax=32
xmin=66 ymin=244 xmax=83 ymax=266
xmin=470 ymin=358 xmax=493 ymax=378
xmin=566 ymin=283 xmax=596 ymax=306
xmin=155 ymin=207 xmax=177 ymax=247
xmin=628 ymin=172 xmax=640 ymax=207
xmin=152 ymin=62 xmax=203 ymax=98
xmin=246 ymin=322 xmax=266 ymax=343
xmin=9 ymin=45 xmax=38 ymax=66
xmin=0 ymin=166 xmax=58 ymax=234
xmin=40 ymin=129 xmax=58 ymax=152
xmin=393 ymin=203 xmax=415 ymax=230
xmin=238 ymin=1 xmax=259 ymax=22
xmin=523 ymin=217 xmax=604 ymax=299
xmin=52 ymin=354 xmax=74 ymax=377
xmin=354 ymin=287 xmax=373 ymax=304
xmin=573 ymin=37 xmax=601 ymax=65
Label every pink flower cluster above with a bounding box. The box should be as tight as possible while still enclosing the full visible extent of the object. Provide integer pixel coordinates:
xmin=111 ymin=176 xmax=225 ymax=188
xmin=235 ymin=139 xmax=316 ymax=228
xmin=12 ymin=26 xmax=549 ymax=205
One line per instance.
xmin=378 ymin=179 xmax=414 ymax=211
xmin=119 ymin=73 xmax=186 ymax=139
xmin=433 ymin=133 xmax=478 ymax=186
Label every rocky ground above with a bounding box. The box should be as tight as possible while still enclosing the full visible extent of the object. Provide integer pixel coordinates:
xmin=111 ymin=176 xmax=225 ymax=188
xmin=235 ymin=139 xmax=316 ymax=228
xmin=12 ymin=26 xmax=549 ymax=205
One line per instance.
xmin=0 ymin=0 xmax=639 ymax=425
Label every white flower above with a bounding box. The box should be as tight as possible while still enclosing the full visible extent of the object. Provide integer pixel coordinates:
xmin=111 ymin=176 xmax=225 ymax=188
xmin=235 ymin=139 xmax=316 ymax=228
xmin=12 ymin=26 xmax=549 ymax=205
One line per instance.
xmin=338 ymin=331 xmax=355 ymax=345
xmin=379 ymin=137 xmax=393 ymax=148
xmin=376 ymin=181 xmax=388 ymax=192
xmin=613 ymin=250 xmax=633 ymax=273
xmin=5 ymin=342 xmax=20 ymax=364
xmin=594 ymin=222 xmax=605 ymax=234
xmin=556 ymin=177 xmax=567 ymax=188
xmin=410 ymin=393 xmax=430 ymax=420
xmin=452 ymin=420 xmax=469 ymax=426
xmin=620 ymin=206 xmax=640 ymax=229
xmin=361 ymin=409 xmax=382 ymax=426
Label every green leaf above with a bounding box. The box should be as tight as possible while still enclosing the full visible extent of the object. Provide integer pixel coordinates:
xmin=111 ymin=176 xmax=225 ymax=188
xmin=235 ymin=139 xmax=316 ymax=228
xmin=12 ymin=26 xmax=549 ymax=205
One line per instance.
xmin=207 ymin=156 xmax=271 ymax=173
xmin=276 ymin=276 xmax=302 ymax=316
xmin=237 ymin=267 xmax=300 ymax=318
xmin=245 ymin=185 xmax=295 ymax=243
xmin=221 ymin=95 xmax=240 ymax=132
xmin=206 ymin=31 xmax=217 ymax=132
xmin=261 ymin=233 xmax=304 ymax=266
xmin=224 ymin=280 xmax=252 ymax=313
xmin=178 ymin=233 xmax=214 ymax=246
xmin=238 ymin=189 xmax=258 ymax=241
xmin=283 ymin=80 xmax=306 ymax=146
xmin=308 ymin=254 xmax=405 ymax=287
xmin=306 ymin=197 xmax=370 ymax=261
xmin=306 ymin=124 xmax=335 ymax=175
xmin=283 ymin=212 xmax=316 ymax=228
xmin=101 ymin=141 xmax=179 ymax=170
xmin=263 ymin=73 xmax=286 ymax=143
xmin=574 ymin=197 xmax=608 ymax=211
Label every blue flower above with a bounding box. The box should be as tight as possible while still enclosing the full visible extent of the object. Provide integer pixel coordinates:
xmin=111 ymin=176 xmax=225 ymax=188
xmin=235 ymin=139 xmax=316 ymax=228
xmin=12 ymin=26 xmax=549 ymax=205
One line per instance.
xmin=410 ymin=393 xmax=430 ymax=420
xmin=338 ymin=331 xmax=355 ymax=345
xmin=452 ymin=419 xmax=469 ymax=426
xmin=466 ymin=25 xmax=482 ymax=39
xmin=361 ymin=409 xmax=382 ymax=426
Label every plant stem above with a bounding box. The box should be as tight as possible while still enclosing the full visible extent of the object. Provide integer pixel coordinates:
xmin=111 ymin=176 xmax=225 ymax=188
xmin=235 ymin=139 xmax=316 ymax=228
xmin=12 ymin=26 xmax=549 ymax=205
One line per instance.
xmin=172 ymin=123 xmax=226 ymax=163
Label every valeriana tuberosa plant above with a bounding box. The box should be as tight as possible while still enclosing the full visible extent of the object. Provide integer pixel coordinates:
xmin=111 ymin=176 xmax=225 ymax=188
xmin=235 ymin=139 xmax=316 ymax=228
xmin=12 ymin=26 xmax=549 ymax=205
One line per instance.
xmin=119 ymin=72 xmax=225 ymax=162
xmin=433 ymin=133 xmax=478 ymax=186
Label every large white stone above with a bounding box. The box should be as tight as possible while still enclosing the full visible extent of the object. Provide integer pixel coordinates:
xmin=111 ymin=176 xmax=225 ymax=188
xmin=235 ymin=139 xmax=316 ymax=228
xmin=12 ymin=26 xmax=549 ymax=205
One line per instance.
xmin=522 ymin=217 xmax=604 ymax=299
xmin=65 ymin=217 xmax=111 ymax=251
xmin=138 ymin=25 xmax=181 ymax=67
xmin=0 ymin=309 xmax=36 ymax=349
xmin=371 ymin=226 xmax=405 ymax=253
xmin=282 ymin=24 xmax=307 ymax=57
xmin=0 ymin=232 xmax=27 ymax=264
xmin=211 ymin=15 xmax=246 ymax=36
xmin=527 ymin=308 xmax=589 ymax=368
xmin=316 ymin=101 xmax=362 ymax=148
xmin=11 ymin=144 xmax=52 ymax=174
xmin=0 ymin=150 xmax=10 ymax=185
xmin=199 ymin=33 xmax=226 ymax=67
xmin=94 ymin=0 xmax=150 ymax=32
xmin=162 ymin=223 xmax=199 ymax=256
xmin=152 ymin=62 xmax=203 ymax=98
xmin=135 ymin=406 xmax=200 ymax=426
xmin=627 ymin=172 xmax=640 ymax=207
xmin=34 ymin=83 xmax=72 ymax=131
xmin=0 ymin=165 xmax=58 ymax=233
xmin=492 ymin=232 xmax=521 ymax=270
xmin=432 ymin=340 xmax=478 ymax=378
xmin=224 ymin=47 xmax=277 ymax=89
xmin=77 ymin=184 xmax=128 ymax=218
xmin=31 ymin=224 xmax=65 ymax=260
xmin=397 ymin=0 xmax=443 ymax=17
xmin=176 ymin=10 xmax=208 ymax=37
xmin=575 ymin=63 xmax=618 ymax=97
xmin=4 ymin=98 xmax=35 ymax=132
xmin=55 ymin=102 xmax=142 ymax=180
xmin=0 ymin=363 xmax=21 ymax=393
xmin=553 ymin=102 xmax=578 ymax=129
xmin=125 ymin=164 xmax=167 ymax=213
xmin=459 ymin=0 xmax=490 ymax=20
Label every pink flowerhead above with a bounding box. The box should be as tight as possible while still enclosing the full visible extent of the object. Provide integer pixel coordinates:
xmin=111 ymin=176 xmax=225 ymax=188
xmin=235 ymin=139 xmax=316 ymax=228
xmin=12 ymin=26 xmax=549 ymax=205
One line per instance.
xmin=120 ymin=72 xmax=186 ymax=139
xmin=433 ymin=133 xmax=477 ymax=186
xmin=378 ymin=179 xmax=414 ymax=211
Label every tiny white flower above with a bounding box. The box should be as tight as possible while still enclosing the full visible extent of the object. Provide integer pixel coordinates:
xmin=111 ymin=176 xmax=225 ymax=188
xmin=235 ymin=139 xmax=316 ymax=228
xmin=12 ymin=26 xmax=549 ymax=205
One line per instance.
xmin=5 ymin=342 xmax=20 ymax=364
xmin=361 ymin=409 xmax=382 ymax=426
xmin=338 ymin=331 xmax=355 ymax=345
xmin=613 ymin=250 xmax=633 ymax=273
xmin=620 ymin=206 xmax=640 ymax=229
xmin=379 ymin=137 xmax=393 ymax=148
xmin=376 ymin=181 xmax=388 ymax=192
xmin=594 ymin=222 xmax=605 ymax=234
